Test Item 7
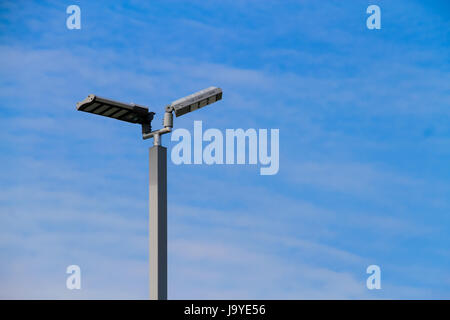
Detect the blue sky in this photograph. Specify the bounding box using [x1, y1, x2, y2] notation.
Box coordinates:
[0, 0, 449, 299]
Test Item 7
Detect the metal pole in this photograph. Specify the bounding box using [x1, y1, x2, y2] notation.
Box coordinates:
[149, 145, 167, 300]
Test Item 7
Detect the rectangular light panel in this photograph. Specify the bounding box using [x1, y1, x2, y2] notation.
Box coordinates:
[76, 94, 153, 125]
[170, 87, 222, 117]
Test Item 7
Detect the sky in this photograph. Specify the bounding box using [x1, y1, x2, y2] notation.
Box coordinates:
[0, 0, 449, 299]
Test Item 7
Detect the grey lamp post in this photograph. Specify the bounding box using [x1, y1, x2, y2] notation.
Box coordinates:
[76, 87, 223, 300]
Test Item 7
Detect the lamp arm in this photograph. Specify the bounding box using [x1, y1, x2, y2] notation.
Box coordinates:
[142, 108, 173, 145]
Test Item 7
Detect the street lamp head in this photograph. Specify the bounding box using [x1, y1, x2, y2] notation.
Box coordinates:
[166, 87, 222, 117]
[76, 94, 155, 125]
[76, 87, 223, 144]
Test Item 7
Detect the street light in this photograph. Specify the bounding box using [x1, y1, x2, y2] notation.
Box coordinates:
[76, 87, 223, 300]
[76, 94, 155, 134]
[169, 86, 223, 117]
